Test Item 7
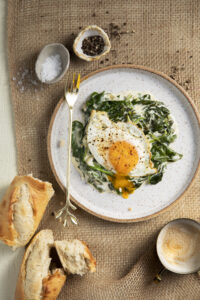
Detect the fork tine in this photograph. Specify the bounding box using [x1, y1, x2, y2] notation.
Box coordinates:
[69, 73, 75, 92]
[73, 73, 76, 90]
[65, 73, 81, 94]
[66, 79, 71, 94]
[76, 73, 81, 91]
[66, 74, 72, 93]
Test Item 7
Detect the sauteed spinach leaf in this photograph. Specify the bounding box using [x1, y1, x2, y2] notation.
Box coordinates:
[72, 92, 183, 195]
[72, 121, 85, 160]
[72, 121, 112, 192]
[84, 91, 137, 123]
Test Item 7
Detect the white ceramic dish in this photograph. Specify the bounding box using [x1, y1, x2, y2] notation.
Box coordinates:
[48, 65, 200, 222]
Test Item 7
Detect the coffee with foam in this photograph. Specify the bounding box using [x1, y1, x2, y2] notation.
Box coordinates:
[157, 219, 200, 274]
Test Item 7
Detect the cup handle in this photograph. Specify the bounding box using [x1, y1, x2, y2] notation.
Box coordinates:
[153, 267, 166, 283]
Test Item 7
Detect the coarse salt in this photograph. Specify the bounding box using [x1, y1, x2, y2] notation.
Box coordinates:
[12, 68, 42, 94]
[40, 54, 62, 83]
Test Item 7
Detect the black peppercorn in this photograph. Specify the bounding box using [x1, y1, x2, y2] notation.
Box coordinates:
[82, 35, 105, 56]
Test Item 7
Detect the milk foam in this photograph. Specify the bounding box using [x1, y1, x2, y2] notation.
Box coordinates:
[157, 219, 200, 274]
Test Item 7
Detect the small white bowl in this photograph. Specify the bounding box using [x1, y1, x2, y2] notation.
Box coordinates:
[156, 218, 200, 275]
[35, 43, 70, 84]
[73, 25, 111, 62]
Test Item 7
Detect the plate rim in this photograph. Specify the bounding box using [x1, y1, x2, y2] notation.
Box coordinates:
[47, 64, 200, 223]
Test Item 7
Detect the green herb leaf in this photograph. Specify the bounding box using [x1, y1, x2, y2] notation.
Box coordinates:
[89, 163, 114, 176]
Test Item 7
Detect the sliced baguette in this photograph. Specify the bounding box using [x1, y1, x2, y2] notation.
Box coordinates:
[0, 175, 54, 248]
[15, 232, 96, 299]
[15, 230, 66, 300]
[55, 239, 96, 275]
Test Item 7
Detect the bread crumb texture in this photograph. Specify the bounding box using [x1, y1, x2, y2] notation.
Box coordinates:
[55, 239, 96, 275]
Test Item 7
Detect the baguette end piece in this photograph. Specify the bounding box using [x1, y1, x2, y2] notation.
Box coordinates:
[0, 175, 54, 248]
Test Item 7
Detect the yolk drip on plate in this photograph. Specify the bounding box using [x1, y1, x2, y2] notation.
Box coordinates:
[108, 141, 139, 198]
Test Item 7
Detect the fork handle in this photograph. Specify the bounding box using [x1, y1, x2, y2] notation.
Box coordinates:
[66, 107, 73, 207]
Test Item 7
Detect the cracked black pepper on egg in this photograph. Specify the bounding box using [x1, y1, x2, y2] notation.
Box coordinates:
[82, 35, 105, 56]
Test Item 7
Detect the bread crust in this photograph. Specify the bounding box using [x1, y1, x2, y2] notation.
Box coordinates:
[82, 241, 96, 273]
[15, 232, 96, 299]
[0, 175, 54, 247]
[15, 230, 50, 300]
[42, 269, 66, 300]
[15, 230, 67, 300]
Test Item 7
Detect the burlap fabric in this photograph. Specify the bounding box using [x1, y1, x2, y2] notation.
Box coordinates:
[7, 0, 200, 299]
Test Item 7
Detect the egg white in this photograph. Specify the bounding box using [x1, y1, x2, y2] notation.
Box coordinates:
[86, 110, 157, 177]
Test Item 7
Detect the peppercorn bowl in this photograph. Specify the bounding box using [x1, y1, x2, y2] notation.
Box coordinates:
[73, 25, 111, 62]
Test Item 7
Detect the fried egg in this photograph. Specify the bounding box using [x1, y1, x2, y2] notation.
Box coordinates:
[86, 111, 157, 198]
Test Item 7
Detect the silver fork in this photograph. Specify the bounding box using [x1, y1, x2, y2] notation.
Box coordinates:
[55, 73, 81, 227]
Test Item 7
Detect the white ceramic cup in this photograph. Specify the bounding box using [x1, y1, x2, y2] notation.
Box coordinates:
[154, 218, 200, 282]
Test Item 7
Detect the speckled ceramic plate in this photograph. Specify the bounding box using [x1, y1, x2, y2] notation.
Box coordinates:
[48, 65, 200, 222]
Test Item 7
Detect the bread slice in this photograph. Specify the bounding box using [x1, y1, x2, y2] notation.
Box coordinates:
[55, 239, 96, 275]
[0, 175, 54, 248]
[15, 230, 66, 300]
[15, 230, 96, 299]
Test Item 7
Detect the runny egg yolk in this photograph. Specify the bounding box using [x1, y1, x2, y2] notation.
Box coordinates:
[108, 141, 139, 199]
